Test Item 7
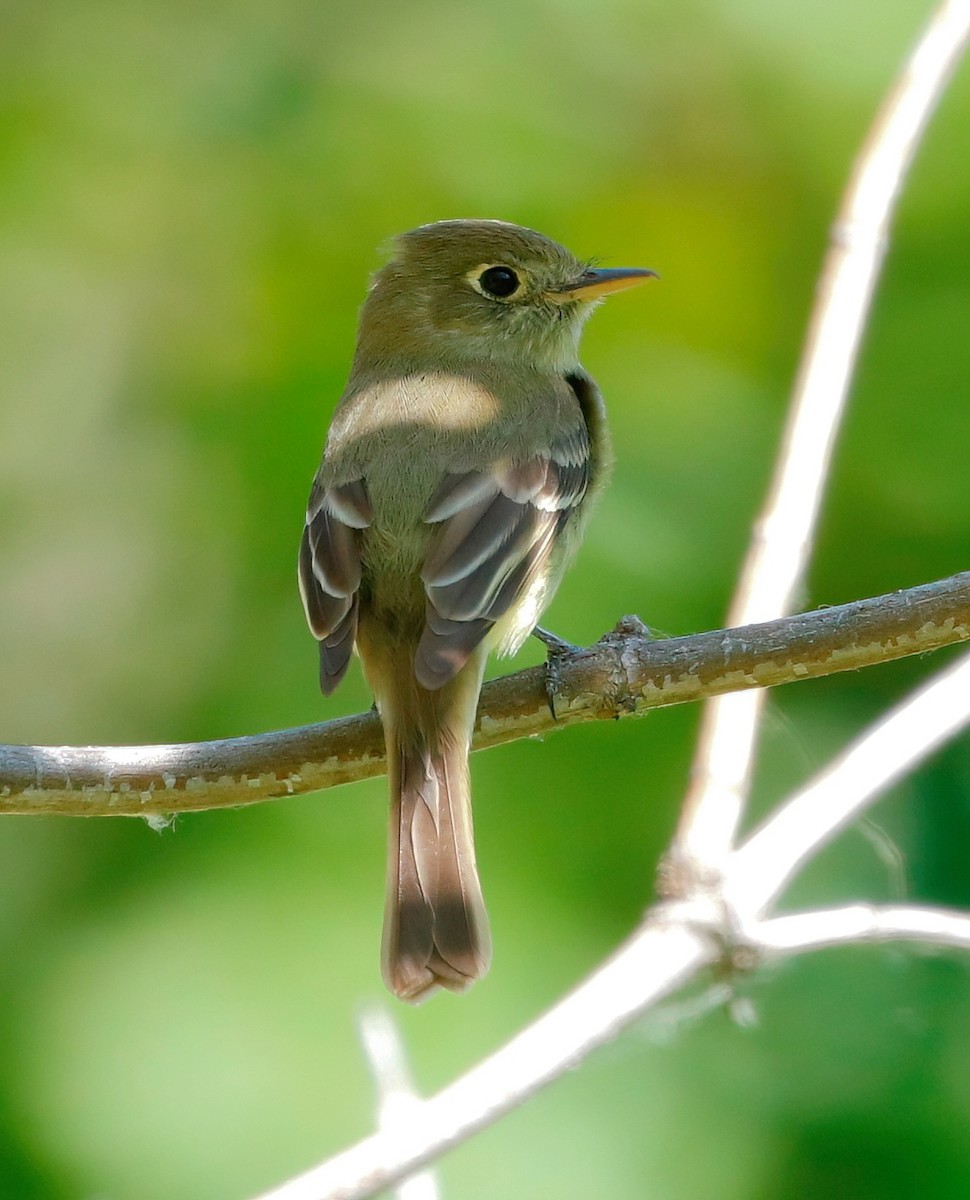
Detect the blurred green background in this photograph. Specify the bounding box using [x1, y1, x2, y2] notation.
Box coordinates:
[1, 0, 969, 1196]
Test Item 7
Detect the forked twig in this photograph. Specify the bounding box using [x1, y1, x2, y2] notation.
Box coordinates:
[672, 0, 970, 876]
[252, 647, 970, 1200]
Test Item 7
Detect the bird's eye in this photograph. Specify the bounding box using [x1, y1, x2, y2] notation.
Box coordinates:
[478, 266, 520, 298]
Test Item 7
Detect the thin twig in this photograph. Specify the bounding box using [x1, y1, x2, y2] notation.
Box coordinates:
[2, 571, 968, 816]
[726, 647, 970, 918]
[673, 0, 970, 875]
[358, 1009, 439, 1200]
[753, 904, 970, 953]
[252, 923, 710, 1200]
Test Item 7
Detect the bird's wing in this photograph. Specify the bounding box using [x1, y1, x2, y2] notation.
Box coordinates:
[416, 426, 590, 689]
[298, 478, 372, 695]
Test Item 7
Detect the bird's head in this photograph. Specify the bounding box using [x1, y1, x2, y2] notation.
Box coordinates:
[352, 219, 655, 375]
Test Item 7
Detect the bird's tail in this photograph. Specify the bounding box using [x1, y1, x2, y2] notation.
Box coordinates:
[360, 630, 491, 1003]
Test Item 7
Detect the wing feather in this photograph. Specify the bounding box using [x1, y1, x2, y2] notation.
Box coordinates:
[415, 436, 590, 690]
[298, 480, 371, 696]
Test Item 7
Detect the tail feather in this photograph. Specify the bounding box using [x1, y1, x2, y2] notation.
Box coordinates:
[360, 624, 491, 1003]
[382, 734, 490, 1001]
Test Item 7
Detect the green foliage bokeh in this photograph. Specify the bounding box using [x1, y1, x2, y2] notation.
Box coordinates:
[1, 1, 969, 1196]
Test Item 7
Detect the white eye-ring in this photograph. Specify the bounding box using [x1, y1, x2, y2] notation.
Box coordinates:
[468, 263, 522, 300]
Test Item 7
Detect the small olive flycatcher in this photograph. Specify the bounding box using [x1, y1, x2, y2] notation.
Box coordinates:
[299, 220, 653, 1001]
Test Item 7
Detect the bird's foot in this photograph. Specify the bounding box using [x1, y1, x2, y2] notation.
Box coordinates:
[532, 625, 582, 721]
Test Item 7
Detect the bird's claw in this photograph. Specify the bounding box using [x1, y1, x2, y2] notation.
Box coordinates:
[532, 626, 581, 720]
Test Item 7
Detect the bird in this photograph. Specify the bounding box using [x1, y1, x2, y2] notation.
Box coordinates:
[298, 219, 653, 1001]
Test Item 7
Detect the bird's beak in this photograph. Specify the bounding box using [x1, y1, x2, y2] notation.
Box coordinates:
[547, 266, 658, 303]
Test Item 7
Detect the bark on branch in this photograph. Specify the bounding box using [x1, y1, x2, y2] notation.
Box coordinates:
[1, 570, 967, 817]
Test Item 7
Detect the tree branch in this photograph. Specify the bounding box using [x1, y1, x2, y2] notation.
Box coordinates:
[1, 571, 967, 817]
